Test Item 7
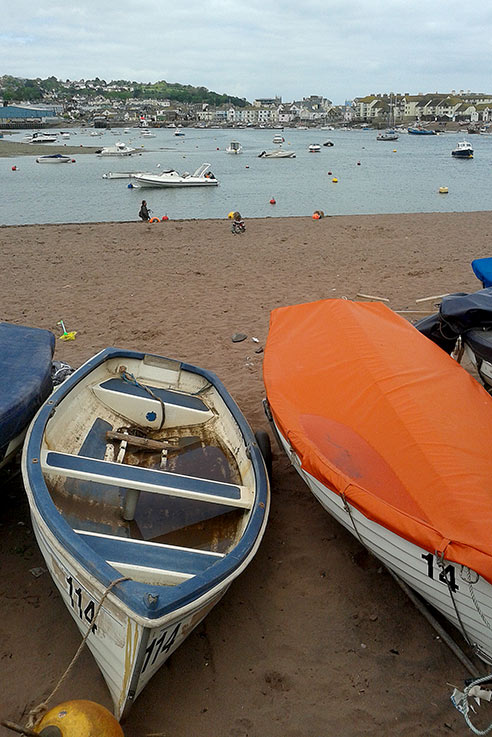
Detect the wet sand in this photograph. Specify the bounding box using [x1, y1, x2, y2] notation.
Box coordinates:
[0, 140, 100, 157]
[1, 212, 491, 737]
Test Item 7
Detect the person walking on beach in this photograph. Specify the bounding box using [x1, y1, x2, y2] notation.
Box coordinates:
[139, 200, 150, 221]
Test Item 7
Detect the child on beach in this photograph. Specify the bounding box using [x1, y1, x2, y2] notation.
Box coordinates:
[231, 211, 245, 234]
[139, 200, 150, 221]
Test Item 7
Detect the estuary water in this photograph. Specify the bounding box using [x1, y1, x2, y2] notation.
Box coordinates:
[1, 126, 491, 225]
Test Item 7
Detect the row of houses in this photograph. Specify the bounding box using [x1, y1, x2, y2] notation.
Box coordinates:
[3, 91, 492, 127]
[353, 92, 492, 123]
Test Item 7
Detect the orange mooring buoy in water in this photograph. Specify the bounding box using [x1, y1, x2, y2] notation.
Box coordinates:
[35, 700, 124, 737]
[270, 197, 276, 204]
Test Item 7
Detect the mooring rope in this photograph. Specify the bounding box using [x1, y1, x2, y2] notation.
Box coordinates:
[24, 575, 130, 730]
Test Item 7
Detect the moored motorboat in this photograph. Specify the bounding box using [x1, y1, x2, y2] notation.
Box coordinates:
[323, 140, 334, 147]
[22, 346, 270, 719]
[452, 140, 474, 158]
[263, 298, 492, 666]
[308, 143, 321, 152]
[36, 153, 73, 164]
[132, 163, 218, 187]
[97, 142, 138, 157]
[408, 127, 436, 135]
[258, 148, 296, 158]
[377, 129, 399, 141]
[272, 135, 285, 144]
[26, 131, 58, 144]
[0, 323, 55, 469]
[225, 141, 243, 154]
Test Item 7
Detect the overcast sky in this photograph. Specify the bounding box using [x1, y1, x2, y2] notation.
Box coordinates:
[1, 0, 491, 104]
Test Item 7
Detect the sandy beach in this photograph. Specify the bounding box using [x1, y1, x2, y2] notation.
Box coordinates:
[1, 212, 492, 737]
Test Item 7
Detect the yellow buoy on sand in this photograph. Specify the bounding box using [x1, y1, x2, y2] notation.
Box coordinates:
[35, 700, 124, 737]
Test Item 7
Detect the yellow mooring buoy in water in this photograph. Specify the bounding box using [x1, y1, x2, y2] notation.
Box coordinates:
[439, 186, 449, 194]
[35, 700, 124, 737]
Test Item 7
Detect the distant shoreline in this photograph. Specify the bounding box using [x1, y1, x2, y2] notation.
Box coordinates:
[0, 140, 101, 157]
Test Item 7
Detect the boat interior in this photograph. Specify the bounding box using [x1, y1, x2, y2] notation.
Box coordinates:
[40, 354, 256, 587]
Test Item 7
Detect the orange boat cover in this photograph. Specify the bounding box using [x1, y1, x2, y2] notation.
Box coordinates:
[263, 299, 492, 583]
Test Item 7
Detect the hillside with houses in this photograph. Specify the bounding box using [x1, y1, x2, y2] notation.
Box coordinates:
[1, 76, 492, 128]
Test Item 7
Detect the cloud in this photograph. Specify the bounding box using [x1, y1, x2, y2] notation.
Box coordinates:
[0, 0, 491, 102]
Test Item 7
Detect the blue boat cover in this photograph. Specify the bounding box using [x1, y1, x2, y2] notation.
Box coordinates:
[472, 258, 492, 287]
[0, 323, 55, 451]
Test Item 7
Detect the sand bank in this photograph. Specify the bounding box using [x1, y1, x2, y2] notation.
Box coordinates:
[1, 212, 492, 737]
[0, 140, 101, 157]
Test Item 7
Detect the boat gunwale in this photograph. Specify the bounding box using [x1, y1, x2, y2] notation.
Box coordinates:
[23, 346, 269, 620]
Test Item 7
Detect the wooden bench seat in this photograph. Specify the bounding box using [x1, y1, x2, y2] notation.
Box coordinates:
[42, 450, 251, 509]
[75, 529, 224, 580]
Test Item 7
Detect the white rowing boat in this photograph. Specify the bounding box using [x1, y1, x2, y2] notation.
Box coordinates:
[22, 347, 270, 719]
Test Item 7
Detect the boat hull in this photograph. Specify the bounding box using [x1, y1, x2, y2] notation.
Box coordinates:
[271, 417, 492, 663]
[27, 503, 231, 720]
[452, 151, 473, 158]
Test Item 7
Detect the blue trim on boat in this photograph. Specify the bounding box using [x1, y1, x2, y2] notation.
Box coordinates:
[99, 378, 209, 412]
[45, 451, 242, 500]
[25, 347, 269, 620]
[77, 531, 222, 575]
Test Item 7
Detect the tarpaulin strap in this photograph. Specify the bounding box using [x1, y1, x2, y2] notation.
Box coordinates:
[435, 543, 472, 647]
[341, 490, 365, 547]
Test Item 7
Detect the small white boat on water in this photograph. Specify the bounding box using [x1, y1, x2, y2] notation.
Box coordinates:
[133, 163, 218, 188]
[141, 130, 156, 138]
[90, 130, 103, 137]
[258, 148, 296, 159]
[225, 141, 243, 154]
[36, 153, 73, 164]
[272, 135, 285, 144]
[25, 131, 58, 144]
[22, 346, 270, 719]
[263, 298, 492, 669]
[97, 142, 138, 157]
[308, 143, 321, 152]
[60, 132, 71, 139]
[452, 140, 474, 158]
[174, 130, 185, 136]
[377, 129, 399, 141]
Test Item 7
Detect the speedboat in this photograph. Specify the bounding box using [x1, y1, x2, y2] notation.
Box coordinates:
[97, 142, 138, 157]
[452, 140, 473, 158]
[225, 141, 243, 154]
[36, 154, 73, 164]
[22, 346, 270, 718]
[323, 141, 334, 147]
[258, 148, 296, 159]
[0, 323, 55, 470]
[263, 297, 492, 666]
[308, 143, 321, 152]
[377, 129, 399, 141]
[60, 132, 71, 139]
[141, 130, 156, 138]
[90, 130, 103, 137]
[174, 130, 185, 136]
[26, 132, 58, 144]
[132, 163, 218, 187]
[272, 135, 285, 144]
